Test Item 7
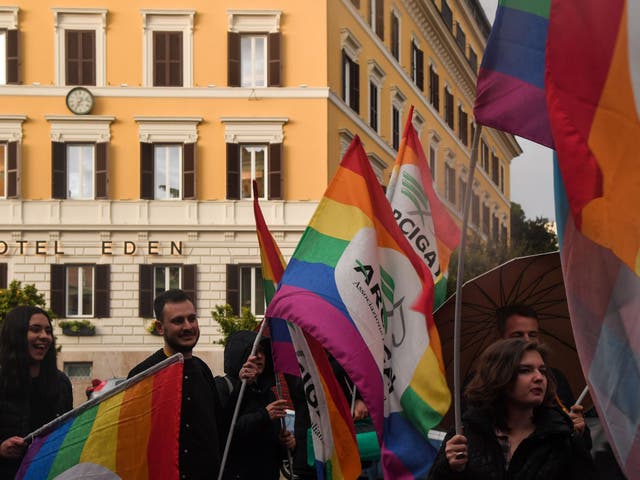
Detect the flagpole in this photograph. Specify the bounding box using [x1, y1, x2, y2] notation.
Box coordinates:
[218, 319, 268, 480]
[453, 124, 482, 434]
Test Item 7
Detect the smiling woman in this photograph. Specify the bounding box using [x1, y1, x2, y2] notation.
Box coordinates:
[0, 306, 73, 478]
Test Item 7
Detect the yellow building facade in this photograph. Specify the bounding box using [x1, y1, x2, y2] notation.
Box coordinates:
[0, 0, 519, 404]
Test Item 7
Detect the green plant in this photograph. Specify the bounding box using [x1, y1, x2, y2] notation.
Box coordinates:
[0, 280, 53, 330]
[211, 304, 258, 345]
[145, 320, 162, 335]
[58, 319, 96, 334]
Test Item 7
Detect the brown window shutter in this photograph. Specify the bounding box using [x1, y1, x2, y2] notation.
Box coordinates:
[153, 31, 165, 86]
[182, 264, 197, 308]
[50, 264, 66, 318]
[183, 143, 196, 199]
[226, 143, 240, 200]
[376, 0, 385, 40]
[6, 30, 19, 84]
[140, 142, 154, 200]
[352, 61, 360, 113]
[0, 263, 7, 289]
[226, 264, 240, 314]
[341, 51, 347, 100]
[65, 31, 97, 85]
[94, 264, 110, 318]
[416, 48, 424, 91]
[6, 141, 18, 198]
[268, 32, 282, 87]
[169, 32, 183, 87]
[268, 143, 283, 200]
[227, 32, 241, 87]
[139, 264, 154, 318]
[95, 142, 108, 199]
[52, 142, 67, 199]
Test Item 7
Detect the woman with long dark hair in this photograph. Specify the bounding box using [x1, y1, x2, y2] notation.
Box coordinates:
[429, 338, 595, 480]
[0, 306, 72, 478]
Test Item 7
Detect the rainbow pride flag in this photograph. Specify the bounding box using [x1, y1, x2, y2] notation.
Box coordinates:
[253, 182, 361, 479]
[387, 106, 461, 309]
[266, 136, 448, 479]
[17, 355, 182, 480]
[474, 0, 553, 147]
[546, 1, 640, 477]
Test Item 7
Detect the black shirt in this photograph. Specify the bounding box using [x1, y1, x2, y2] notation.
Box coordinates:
[128, 350, 223, 480]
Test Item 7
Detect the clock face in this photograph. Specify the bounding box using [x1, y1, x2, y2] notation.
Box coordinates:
[66, 87, 94, 115]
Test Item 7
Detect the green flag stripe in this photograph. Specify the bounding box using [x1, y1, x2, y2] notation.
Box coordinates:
[400, 386, 443, 437]
[293, 227, 348, 268]
[48, 407, 98, 478]
[499, 0, 550, 18]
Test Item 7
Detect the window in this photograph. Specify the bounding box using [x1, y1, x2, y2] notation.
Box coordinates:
[135, 116, 201, 200]
[390, 11, 400, 61]
[222, 117, 286, 200]
[482, 203, 490, 236]
[226, 264, 265, 316]
[153, 31, 183, 87]
[411, 40, 424, 90]
[458, 105, 468, 146]
[0, 263, 6, 289]
[339, 129, 354, 161]
[492, 153, 500, 185]
[469, 47, 478, 73]
[139, 264, 196, 318]
[391, 88, 406, 151]
[50, 264, 110, 319]
[444, 88, 454, 129]
[53, 9, 106, 86]
[369, 0, 384, 40]
[342, 51, 360, 113]
[441, 0, 453, 30]
[500, 164, 505, 193]
[64, 362, 92, 378]
[0, 7, 19, 84]
[0, 116, 24, 198]
[368, 61, 384, 133]
[471, 193, 480, 227]
[458, 177, 466, 211]
[142, 10, 194, 88]
[227, 11, 282, 88]
[429, 144, 437, 182]
[455, 22, 466, 53]
[502, 223, 508, 246]
[429, 64, 440, 111]
[481, 140, 489, 172]
[65, 30, 96, 85]
[445, 163, 456, 204]
[492, 214, 500, 243]
[47, 116, 113, 200]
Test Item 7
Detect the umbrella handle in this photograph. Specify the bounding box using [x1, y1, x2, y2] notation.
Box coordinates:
[575, 385, 589, 406]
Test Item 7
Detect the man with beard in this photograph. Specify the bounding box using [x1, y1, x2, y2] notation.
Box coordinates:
[128, 289, 258, 480]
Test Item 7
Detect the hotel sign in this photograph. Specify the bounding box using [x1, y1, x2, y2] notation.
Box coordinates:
[0, 240, 185, 256]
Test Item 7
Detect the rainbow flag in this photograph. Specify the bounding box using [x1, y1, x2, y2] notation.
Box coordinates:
[17, 355, 182, 480]
[546, 1, 640, 477]
[266, 136, 449, 479]
[387, 106, 461, 309]
[474, 0, 554, 147]
[253, 182, 361, 479]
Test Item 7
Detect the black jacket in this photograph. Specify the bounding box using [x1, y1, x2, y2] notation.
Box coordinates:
[0, 370, 72, 478]
[222, 331, 284, 480]
[428, 406, 595, 480]
[128, 350, 223, 480]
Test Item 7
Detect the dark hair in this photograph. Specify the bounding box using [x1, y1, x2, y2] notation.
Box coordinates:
[465, 338, 556, 430]
[153, 289, 193, 322]
[495, 304, 539, 336]
[0, 306, 58, 399]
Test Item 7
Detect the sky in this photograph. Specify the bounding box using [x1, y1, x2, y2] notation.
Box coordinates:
[477, 0, 556, 221]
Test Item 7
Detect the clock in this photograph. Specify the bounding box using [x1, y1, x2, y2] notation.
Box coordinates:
[65, 87, 94, 115]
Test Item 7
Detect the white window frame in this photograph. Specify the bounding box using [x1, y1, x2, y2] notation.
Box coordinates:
[66, 265, 94, 318]
[0, 115, 25, 198]
[0, 8, 18, 84]
[412, 110, 425, 138]
[240, 144, 268, 200]
[390, 87, 406, 150]
[153, 144, 183, 200]
[367, 152, 387, 184]
[52, 8, 106, 87]
[66, 143, 95, 200]
[45, 115, 114, 143]
[141, 10, 194, 88]
[368, 60, 385, 134]
[339, 128, 354, 161]
[0, 143, 6, 198]
[370, 0, 381, 34]
[428, 130, 441, 187]
[240, 34, 268, 88]
[239, 264, 265, 317]
[155, 265, 182, 294]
